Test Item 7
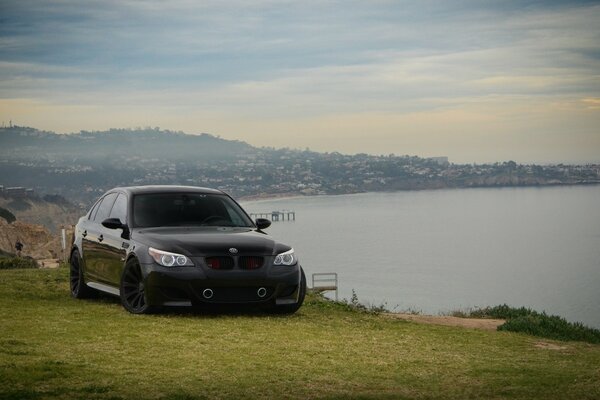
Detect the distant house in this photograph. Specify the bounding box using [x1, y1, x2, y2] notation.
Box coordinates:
[6, 187, 26, 197]
[3, 187, 35, 198]
[429, 157, 450, 166]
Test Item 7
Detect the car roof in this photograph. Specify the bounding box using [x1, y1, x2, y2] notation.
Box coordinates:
[109, 185, 225, 196]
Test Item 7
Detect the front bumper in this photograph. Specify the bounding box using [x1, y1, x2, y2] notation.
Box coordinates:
[141, 259, 302, 307]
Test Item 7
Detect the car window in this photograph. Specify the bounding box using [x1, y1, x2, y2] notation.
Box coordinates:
[109, 193, 128, 223]
[224, 202, 247, 226]
[133, 193, 253, 228]
[87, 198, 102, 220]
[93, 193, 118, 223]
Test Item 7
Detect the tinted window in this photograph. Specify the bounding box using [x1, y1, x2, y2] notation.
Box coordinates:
[224, 202, 247, 226]
[88, 199, 102, 220]
[93, 193, 118, 223]
[109, 194, 128, 223]
[133, 193, 253, 228]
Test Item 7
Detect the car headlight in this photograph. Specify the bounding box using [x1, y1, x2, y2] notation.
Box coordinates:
[148, 247, 193, 267]
[274, 248, 297, 266]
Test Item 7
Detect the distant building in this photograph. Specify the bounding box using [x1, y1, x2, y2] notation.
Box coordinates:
[429, 156, 450, 166]
[6, 187, 27, 197]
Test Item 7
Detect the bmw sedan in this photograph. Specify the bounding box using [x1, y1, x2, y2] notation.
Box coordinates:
[70, 185, 306, 314]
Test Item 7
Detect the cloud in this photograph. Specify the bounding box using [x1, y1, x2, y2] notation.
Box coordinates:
[582, 97, 600, 109]
[0, 0, 599, 162]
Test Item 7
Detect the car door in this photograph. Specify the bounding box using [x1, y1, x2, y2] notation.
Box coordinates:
[80, 198, 103, 281]
[103, 193, 130, 287]
[83, 192, 118, 284]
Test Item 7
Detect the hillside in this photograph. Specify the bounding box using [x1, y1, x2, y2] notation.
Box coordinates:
[1, 268, 599, 399]
[0, 193, 81, 231]
[0, 218, 66, 260]
[0, 126, 252, 163]
[1, 126, 599, 207]
[0, 194, 78, 261]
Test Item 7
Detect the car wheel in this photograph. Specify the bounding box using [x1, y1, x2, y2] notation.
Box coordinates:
[270, 268, 307, 314]
[120, 258, 154, 314]
[70, 250, 94, 299]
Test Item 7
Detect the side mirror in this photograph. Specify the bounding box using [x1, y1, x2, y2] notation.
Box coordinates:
[102, 218, 130, 239]
[255, 218, 271, 230]
[102, 218, 126, 230]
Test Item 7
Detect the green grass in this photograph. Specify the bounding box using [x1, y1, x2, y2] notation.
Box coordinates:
[1, 269, 599, 400]
[453, 304, 600, 344]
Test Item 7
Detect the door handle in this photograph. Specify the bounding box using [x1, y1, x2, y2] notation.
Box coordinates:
[82, 230, 87, 238]
[98, 234, 104, 242]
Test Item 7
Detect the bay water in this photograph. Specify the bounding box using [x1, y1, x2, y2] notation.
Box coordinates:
[243, 185, 600, 328]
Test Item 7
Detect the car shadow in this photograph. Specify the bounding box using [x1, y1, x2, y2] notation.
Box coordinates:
[74, 291, 291, 318]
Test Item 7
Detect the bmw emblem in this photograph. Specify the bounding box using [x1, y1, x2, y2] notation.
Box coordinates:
[229, 248, 238, 254]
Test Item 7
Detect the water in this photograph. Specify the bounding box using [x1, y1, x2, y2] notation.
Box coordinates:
[242, 185, 600, 328]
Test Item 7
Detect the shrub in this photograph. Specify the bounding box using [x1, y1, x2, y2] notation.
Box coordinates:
[455, 303, 600, 344]
[466, 304, 534, 319]
[345, 289, 387, 314]
[499, 313, 600, 344]
[0, 206, 16, 223]
[0, 257, 38, 269]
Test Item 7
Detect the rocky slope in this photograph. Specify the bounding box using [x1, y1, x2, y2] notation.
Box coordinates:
[0, 194, 81, 231]
[0, 218, 68, 260]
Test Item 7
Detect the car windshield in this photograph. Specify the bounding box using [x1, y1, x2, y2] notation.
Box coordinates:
[132, 193, 254, 228]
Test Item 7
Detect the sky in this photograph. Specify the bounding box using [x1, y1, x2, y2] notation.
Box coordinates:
[1, 0, 599, 164]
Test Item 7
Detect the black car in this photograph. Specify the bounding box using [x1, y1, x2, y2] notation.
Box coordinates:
[70, 185, 306, 314]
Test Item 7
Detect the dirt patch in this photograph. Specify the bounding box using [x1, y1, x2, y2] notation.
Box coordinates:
[385, 312, 505, 331]
[534, 341, 569, 351]
[38, 258, 60, 268]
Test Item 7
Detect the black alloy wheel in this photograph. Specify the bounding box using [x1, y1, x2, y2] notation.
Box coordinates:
[120, 258, 153, 314]
[70, 250, 93, 298]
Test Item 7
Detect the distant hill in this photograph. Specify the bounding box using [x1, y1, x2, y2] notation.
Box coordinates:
[0, 126, 252, 163]
[1, 125, 598, 213]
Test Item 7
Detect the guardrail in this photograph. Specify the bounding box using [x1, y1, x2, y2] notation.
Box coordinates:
[311, 272, 338, 301]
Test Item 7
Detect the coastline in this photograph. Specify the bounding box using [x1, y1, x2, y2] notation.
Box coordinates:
[238, 191, 306, 204]
[238, 182, 600, 205]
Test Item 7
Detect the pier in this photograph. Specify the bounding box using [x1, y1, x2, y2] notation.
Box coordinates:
[248, 210, 296, 222]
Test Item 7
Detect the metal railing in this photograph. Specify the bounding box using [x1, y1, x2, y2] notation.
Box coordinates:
[248, 210, 296, 221]
[311, 272, 338, 301]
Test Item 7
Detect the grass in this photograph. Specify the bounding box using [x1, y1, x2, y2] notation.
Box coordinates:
[0, 269, 599, 400]
[452, 305, 600, 344]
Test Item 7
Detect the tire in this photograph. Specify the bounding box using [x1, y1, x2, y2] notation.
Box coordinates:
[270, 267, 307, 314]
[120, 258, 154, 314]
[70, 250, 94, 299]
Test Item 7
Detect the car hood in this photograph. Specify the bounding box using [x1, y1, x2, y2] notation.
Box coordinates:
[132, 226, 286, 256]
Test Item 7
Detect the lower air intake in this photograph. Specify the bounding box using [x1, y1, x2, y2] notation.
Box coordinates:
[239, 256, 264, 270]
